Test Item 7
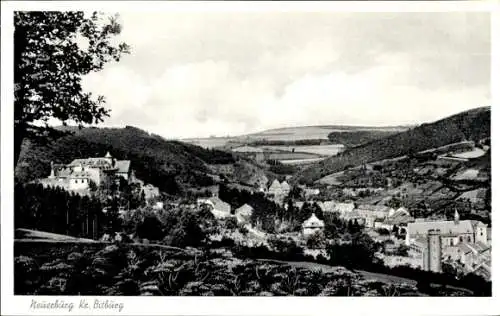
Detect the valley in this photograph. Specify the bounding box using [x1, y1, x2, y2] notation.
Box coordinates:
[14, 106, 492, 297]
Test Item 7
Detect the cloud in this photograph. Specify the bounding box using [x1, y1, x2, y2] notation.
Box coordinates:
[79, 11, 490, 138]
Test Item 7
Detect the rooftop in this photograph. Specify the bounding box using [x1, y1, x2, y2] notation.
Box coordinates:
[303, 213, 325, 228]
[115, 160, 131, 174]
[408, 220, 484, 236]
[235, 203, 253, 215]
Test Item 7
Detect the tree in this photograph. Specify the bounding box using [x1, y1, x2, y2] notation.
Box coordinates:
[136, 215, 164, 241]
[377, 228, 391, 236]
[225, 217, 238, 230]
[14, 11, 130, 166]
[306, 231, 326, 249]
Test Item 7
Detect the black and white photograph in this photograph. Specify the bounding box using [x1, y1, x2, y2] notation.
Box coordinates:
[1, 1, 499, 315]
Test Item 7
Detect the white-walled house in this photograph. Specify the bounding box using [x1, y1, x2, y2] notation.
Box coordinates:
[197, 196, 232, 219]
[235, 204, 254, 224]
[302, 214, 325, 236]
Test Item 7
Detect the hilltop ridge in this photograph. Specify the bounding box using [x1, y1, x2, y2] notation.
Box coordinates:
[294, 106, 491, 184]
[15, 126, 273, 194]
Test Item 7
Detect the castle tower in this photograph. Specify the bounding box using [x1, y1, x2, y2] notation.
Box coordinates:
[427, 229, 442, 273]
[454, 209, 460, 225]
[104, 151, 113, 166]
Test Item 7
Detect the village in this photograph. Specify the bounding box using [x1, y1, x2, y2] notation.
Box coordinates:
[7, 7, 494, 304]
[34, 150, 492, 282]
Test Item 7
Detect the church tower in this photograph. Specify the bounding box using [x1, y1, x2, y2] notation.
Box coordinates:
[454, 209, 460, 225]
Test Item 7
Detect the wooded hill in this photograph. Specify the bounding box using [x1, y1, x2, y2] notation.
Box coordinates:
[294, 107, 491, 184]
[15, 126, 259, 195]
[327, 130, 401, 148]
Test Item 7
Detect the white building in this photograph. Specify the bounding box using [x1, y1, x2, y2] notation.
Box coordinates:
[302, 214, 325, 236]
[197, 196, 232, 219]
[317, 201, 336, 213]
[39, 152, 132, 194]
[333, 202, 355, 216]
[142, 183, 160, 201]
[406, 210, 488, 247]
[235, 204, 254, 224]
[281, 181, 291, 196]
[268, 179, 283, 196]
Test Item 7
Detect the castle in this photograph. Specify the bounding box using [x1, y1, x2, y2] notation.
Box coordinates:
[38, 152, 132, 193]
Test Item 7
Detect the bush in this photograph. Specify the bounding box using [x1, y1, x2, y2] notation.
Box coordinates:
[225, 217, 238, 230]
[306, 231, 326, 249]
[377, 228, 390, 236]
[136, 215, 164, 241]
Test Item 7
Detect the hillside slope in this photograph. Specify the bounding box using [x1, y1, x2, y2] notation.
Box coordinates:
[294, 107, 490, 184]
[15, 126, 269, 194]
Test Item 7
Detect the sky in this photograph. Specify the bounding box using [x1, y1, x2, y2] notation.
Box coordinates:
[80, 11, 491, 139]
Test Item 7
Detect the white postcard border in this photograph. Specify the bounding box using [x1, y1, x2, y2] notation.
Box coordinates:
[1, 1, 499, 315]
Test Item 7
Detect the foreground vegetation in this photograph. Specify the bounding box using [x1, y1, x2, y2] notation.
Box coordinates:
[14, 241, 420, 296]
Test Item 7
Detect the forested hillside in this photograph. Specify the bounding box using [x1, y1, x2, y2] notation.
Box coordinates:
[295, 107, 490, 184]
[327, 130, 401, 147]
[15, 126, 238, 194]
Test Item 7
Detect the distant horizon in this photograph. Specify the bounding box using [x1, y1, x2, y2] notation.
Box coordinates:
[72, 11, 489, 139]
[47, 105, 490, 140]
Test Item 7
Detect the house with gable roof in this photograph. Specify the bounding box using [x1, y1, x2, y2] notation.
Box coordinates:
[280, 181, 291, 196]
[266, 179, 289, 205]
[235, 204, 254, 224]
[197, 196, 232, 219]
[268, 179, 283, 196]
[302, 213, 325, 236]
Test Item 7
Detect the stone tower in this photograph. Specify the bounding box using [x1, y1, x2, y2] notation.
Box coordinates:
[425, 229, 442, 273]
[104, 151, 113, 166]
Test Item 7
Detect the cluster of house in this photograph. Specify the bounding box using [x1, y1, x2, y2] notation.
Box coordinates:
[406, 210, 491, 279]
[283, 198, 491, 279]
[37, 152, 133, 193]
[195, 186, 326, 238]
[289, 200, 414, 233]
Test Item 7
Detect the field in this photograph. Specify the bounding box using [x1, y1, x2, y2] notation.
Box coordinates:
[181, 125, 409, 149]
[181, 137, 234, 149]
[246, 126, 339, 141]
[245, 126, 409, 142]
[452, 169, 480, 181]
[316, 171, 345, 185]
[261, 144, 345, 156]
[280, 158, 326, 165]
[452, 148, 486, 159]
